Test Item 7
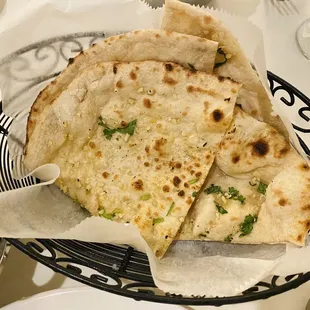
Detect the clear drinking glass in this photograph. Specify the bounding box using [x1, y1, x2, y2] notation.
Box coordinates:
[296, 18, 310, 60]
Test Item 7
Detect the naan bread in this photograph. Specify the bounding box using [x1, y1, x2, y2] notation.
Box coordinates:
[179, 109, 310, 246]
[216, 108, 298, 182]
[179, 164, 264, 241]
[26, 29, 218, 141]
[25, 61, 241, 257]
[161, 0, 287, 135]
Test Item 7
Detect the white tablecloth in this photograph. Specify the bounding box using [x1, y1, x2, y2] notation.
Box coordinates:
[251, 0, 310, 97]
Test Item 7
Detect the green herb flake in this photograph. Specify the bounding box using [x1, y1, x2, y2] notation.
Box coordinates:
[224, 234, 233, 242]
[98, 207, 122, 220]
[237, 195, 246, 205]
[228, 187, 239, 197]
[239, 214, 258, 237]
[98, 117, 137, 140]
[204, 184, 223, 195]
[192, 191, 198, 198]
[188, 178, 198, 185]
[215, 201, 228, 214]
[98, 208, 113, 220]
[102, 213, 114, 220]
[103, 128, 114, 140]
[257, 182, 268, 195]
[140, 193, 151, 201]
[228, 187, 246, 205]
[153, 217, 164, 225]
[205, 185, 245, 204]
[214, 48, 228, 69]
[98, 208, 105, 216]
[166, 202, 175, 216]
[113, 208, 123, 215]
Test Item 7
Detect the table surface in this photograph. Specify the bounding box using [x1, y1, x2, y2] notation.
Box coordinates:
[0, 0, 309, 309]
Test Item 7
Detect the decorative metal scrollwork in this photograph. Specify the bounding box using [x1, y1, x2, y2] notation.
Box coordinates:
[267, 71, 310, 155]
[6, 238, 310, 306]
[0, 32, 106, 106]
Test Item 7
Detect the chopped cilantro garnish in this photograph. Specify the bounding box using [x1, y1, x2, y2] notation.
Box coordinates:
[140, 194, 151, 201]
[215, 201, 228, 214]
[204, 184, 223, 194]
[237, 195, 246, 204]
[257, 182, 268, 195]
[166, 202, 175, 216]
[188, 178, 198, 184]
[98, 116, 137, 140]
[239, 214, 257, 237]
[224, 234, 233, 242]
[192, 191, 198, 198]
[228, 187, 239, 197]
[214, 48, 228, 69]
[153, 217, 164, 225]
[205, 185, 246, 204]
[228, 187, 246, 205]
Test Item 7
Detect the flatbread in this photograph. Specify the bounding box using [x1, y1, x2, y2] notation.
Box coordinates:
[26, 29, 218, 144]
[161, 0, 287, 136]
[216, 108, 298, 182]
[179, 109, 310, 246]
[24, 61, 241, 257]
[179, 162, 310, 246]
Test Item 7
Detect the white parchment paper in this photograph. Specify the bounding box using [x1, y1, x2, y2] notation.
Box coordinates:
[0, 0, 309, 297]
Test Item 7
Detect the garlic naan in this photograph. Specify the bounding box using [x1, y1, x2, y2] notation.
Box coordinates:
[25, 61, 241, 257]
[27, 29, 218, 141]
[179, 109, 310, 246]
[161, 0, 287, 136]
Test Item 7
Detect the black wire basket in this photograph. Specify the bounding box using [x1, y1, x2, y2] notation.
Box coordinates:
[0, 32, 310, 306]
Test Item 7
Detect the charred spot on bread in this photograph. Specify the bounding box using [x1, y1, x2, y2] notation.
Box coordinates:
[212, 109, 224, 122]
[165, 63, 174, 72]
[178, 190, 185, 197]
[278, 198, 289, 206]
[132, 179, 144, 190]
[299, 163, 309, 171]
[116, 80, 123, 88]
[163, 185, 170, 192]
[173, 176, 181, 187]
[232, 154, 240, 163]
[251, 139, 269, 157]
[163, 75, 178, 85]
[143, 98, 152, 108]
[113, 64, 118, 74]
[130, 70, 137, 80]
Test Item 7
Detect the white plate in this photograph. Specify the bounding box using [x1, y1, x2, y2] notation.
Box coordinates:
[2, 287, 183, 310]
